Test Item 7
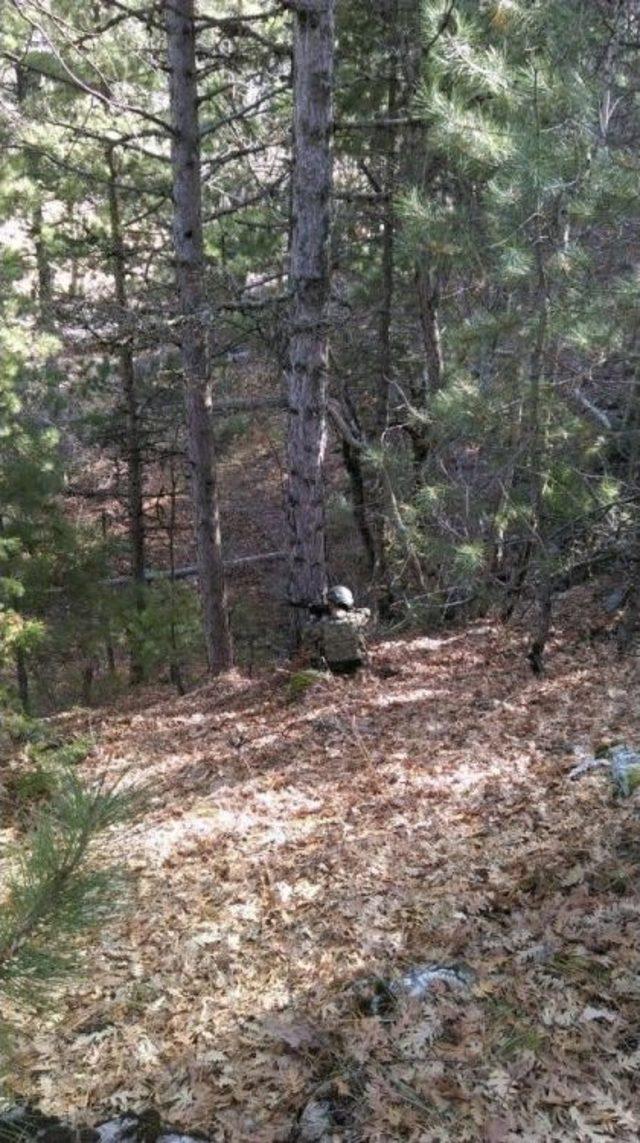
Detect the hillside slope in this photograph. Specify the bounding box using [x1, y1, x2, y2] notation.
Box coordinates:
[8, 589, 640, 1141]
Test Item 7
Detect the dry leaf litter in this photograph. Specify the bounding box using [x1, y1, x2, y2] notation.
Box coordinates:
[3, 586, 640, 1141]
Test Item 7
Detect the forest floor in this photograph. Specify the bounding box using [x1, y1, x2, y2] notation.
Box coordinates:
[6, 585, 640, 1141]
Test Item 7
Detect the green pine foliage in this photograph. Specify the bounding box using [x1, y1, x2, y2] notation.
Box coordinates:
[2, 0, 640, 669]
[379, 0, 640, 611]
[0, 772, 135, 1010]
[120, 580, 203, 682]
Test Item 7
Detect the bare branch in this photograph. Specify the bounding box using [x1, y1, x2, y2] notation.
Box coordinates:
[199, 84, 289, 139]
[105, 551, 287, 588]
[567, 388, 613, 430]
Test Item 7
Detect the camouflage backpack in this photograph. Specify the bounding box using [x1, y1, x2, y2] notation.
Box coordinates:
[318, 610, 368, 665]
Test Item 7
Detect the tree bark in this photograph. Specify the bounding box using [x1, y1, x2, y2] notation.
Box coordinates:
[18, 61, 53, 329]
[502, 242, 550, 622]
[100, 510, 117, 674]
[528, 574, 552, 675]
[404, 0, 444, 476]
[367, 16, 399, 614]
[415, 265, 443, 397]
[106, 147, 146, 685]
[32, 202, 53, 319]
[166, 0, 232, 674]
[167, 455, 185, 695]
[341, 437, 376, 575]
[15, 647, 30, 715]
[376, 37, 397, 438]
[285, 0, 334, 632]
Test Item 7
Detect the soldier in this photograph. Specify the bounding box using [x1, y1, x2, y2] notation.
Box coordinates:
[301, 585, 371, 674]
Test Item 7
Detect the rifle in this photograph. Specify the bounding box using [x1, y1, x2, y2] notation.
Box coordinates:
[288, 599, 330, 618]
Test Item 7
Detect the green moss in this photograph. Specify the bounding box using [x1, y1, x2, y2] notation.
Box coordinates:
[288, 669, 329, 698]
[548, 953, 611, 982]
[626, 766, 640, 794]
[496, 1024, 547, 1059]
[31, 736, 92, 768]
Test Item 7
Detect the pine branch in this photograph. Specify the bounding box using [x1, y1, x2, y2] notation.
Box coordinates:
[0, 776, 135, 1000]
[4, 4, 173, 136]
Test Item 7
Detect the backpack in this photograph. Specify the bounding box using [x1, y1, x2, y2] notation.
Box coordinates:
[319, 613, 367, 664]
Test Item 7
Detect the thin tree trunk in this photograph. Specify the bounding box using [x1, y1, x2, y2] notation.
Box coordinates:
[415, 265, 443, 397]
[18, 61, 52, 328]
[370, 4, 399, 613]
[503, 238, 550, 622]
[528, 246, 549, 528]
[106, 147, 146, 685]
[166, 0, 232, 674]
[15, 647, 30, 715]
[101, 510, 117, 674]
[328, 400, 425, 595]
[528, 575, 552, 675]
[81, 662, 94, 705]
[341, 438, 376, 574]
[167, 457, 185, 695]
[380, 464, 426, 592]
[407, 264, 444, 483]
[507, 242, 553, 635]
[509, 76, 551, 632]
[285, 0, 334, 634]
[398, 0, 444, 476]
[405, 259, 444, 483]
[32, 202, 52, 319]
[376, 40, 397, 437]
[617, 362, 640, 649]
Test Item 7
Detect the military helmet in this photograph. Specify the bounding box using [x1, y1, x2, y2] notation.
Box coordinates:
[327, 584, 355, 611]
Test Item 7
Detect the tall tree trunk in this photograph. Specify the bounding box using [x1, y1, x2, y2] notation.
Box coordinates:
[618, 363, 640, 649]
[106, 147, 146, 685]
[504, 242, 550, 623]
[405, 0, 444, 477]
[395, 0, 445, 478]
[376, 36, 397, 438]
[165, 0, 232, 674]
[370, 2, 399, 615]
[285, 0, 334, 633]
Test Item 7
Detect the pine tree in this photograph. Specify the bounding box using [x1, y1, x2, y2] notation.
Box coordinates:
[3, 0, 640, 674]
[285, 0, 335, 633]
[165, 0, 233, 675]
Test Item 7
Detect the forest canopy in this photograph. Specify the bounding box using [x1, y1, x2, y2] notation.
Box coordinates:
[1, 0, 640, 707]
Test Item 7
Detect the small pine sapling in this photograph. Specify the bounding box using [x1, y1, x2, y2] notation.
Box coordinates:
[0, 774, 136, 1039]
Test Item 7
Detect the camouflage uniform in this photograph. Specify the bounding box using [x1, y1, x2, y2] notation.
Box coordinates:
[302, 607, 370, 673]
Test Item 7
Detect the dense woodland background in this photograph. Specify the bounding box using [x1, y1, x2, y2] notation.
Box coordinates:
[2, 0, 640, 704]
[4, 5, 640, 1139]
